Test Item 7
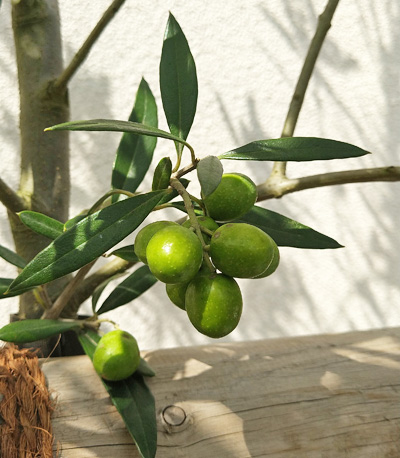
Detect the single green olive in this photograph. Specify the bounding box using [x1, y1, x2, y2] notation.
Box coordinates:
[134, 220, 178, 264]
[203, 173, 257, 222]
[93, 330, 140, 381]
[146, 225, 203, 284]
[253, 240, 280, 278]
[210, 223, 275, 278]
[185, 272, 243, 338]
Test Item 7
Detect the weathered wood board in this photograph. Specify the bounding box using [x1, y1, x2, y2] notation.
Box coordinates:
[42, 328, 400, 457]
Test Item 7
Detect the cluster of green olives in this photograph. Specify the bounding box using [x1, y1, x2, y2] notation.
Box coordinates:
[134, 173, 280, 339]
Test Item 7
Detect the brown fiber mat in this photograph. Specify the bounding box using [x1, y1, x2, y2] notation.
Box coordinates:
[0, 344, 55, 458]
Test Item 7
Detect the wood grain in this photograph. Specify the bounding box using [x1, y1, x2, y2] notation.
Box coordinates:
[42, 328, 400, 457]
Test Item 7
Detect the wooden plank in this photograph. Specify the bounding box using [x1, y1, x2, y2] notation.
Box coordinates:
[42, 328, 400, 457]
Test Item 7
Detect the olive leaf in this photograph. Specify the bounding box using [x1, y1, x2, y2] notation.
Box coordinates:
[197, 155, 223, 197]
[0, 244, 27, 269]
[19, 211, 64, 240]
[0, 319, 81, 343]
[6, 191, 166, 295]
[219, 137, 370, 161]
[160, 12, 198, 158]
[236, 205, 342, 249]
[112, 78, 158, 201]
[152, 157, 172, 190]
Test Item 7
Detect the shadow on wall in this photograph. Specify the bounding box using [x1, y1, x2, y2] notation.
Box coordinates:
[213, 1, 400, 337]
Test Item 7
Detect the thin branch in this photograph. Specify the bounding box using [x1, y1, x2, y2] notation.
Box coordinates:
[271, 0, 340, 179]
[0, 176, 26, 213]
[257, 166, 400, 201]
[42, 261, 96, 320]
[52, 0, 126, 92]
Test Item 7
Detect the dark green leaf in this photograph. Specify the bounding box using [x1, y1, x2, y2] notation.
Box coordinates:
[108, 245, 139, 263]
[0, 244, 27, 269]
[219, 137, 370, 162]
[0, 319, 81, 343]
[137, 358, 156, 378]
[152, 157, 172, 191]
[96, 265, 157, 315]
[45, 119, 192, 153]
[160, 12, 198, 158]
[64, 212, 88, 231]
[236, 205, 343, 249]
[18, 211, 64, 240]
[78, 331, 157, 458]
[0, 278, 33, 299]
[197, 156, 223, 197]
[7, 191, 166, 295]
[91, 273, 126, 313]
[112, 79, 158, 201]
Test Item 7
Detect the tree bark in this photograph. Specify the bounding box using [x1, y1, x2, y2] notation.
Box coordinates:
[11, 0, 70, 318]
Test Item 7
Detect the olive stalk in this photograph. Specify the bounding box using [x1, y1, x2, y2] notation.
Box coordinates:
[170, 178, 215, 272]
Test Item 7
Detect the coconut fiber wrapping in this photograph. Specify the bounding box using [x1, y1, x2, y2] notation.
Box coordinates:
[0, 344, 55, 458]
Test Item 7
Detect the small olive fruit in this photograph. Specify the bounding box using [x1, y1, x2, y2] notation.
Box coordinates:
[253, 240, 280, 279]
[185, 272, 243, 338]
[93, 330, 140, 381]
[203, 173, 257, 222]
[182, 216, 219, 243]
[166, 282, 189, 310]
[134, 220, 178, 264]
[146, 225, 203, 284]
[210, 223, 275, 278]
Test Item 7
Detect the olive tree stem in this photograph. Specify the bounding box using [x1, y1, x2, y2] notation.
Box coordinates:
[257, 166, 400, 201]
[52, 0, 126, 93]
[0, 177, 26, 213]
[271, 0, 340, 180]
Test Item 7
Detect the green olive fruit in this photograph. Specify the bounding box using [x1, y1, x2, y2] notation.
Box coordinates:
[134, 220, 178, 264]
[203, 173, 257, 222]
[210, 223, 275, 278]
[182, 216, 219, 244]
[166, 282, 189, 310]
[185, 273, 243, 338]
[253, 240, 280, 279]
[146, 225, 203, 284]
[93, 330, 140, 381]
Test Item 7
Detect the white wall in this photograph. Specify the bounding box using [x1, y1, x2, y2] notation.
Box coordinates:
[1, 0, 399, 350]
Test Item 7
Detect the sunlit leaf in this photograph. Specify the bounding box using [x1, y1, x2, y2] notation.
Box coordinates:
[219, 137, 370, 162]
[7, 191, 166, 294]
[0, 319, 81, 343]
[19, 211, 64, 240]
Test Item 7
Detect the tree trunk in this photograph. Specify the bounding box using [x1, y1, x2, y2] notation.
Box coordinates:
[10, 0, 70, 318]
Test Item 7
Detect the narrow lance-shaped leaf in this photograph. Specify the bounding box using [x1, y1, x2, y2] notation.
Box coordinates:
[112, 78, 158, 201]
[96, 265, 158, 315]
[78, 331, 157, 458]
[160, 12, 198, 158]
[0, 244, 27, 269]
[197, 155, 223, 197]
[0, 278, 33, 299]
[152, 157, 172, 191]
[6, 191, 166, 295]
[19, 211, 64, 240]
[219, 137, 371, 162]
[91, 273, 126, 313]
[236, 205, 343, 249]
[64, 211, 88, 231]
[45, 119, 193, 153]
[0, 319, 81, 343]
